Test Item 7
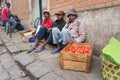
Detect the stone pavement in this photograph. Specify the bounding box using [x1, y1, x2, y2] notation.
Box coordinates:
[0, 27, 103, 80]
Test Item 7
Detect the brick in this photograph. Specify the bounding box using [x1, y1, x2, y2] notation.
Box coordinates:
[50, 0, 117, 14]
[39, 72, 64, 80]
[88, 0, 97, 5]
[15, 53, 34, 67]
[11, 0, 29, 19]
[106, 1, 113, 7]
[26, 62, 49, 80]
[95, 3, 106, 8]
[113, 0, 120, 6]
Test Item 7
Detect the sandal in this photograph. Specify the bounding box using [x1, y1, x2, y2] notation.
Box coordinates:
[51, 48, 60, 54]
[28, 45, 35, 53]
[34, 45, 45, 53]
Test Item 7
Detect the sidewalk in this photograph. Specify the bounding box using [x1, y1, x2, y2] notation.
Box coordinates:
[0, 27, 103, 80]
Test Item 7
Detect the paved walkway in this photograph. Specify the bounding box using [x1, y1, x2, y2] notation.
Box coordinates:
[0, 27, 103, 80]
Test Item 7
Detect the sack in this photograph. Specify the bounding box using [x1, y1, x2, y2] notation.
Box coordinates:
[28, 36, 36, 43]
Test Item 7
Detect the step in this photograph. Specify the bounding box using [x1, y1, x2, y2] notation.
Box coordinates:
[14, 52, 50, 80]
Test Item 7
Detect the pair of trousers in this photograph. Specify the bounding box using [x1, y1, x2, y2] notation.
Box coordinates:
[35, 26, 49, 40]
[2, 20, 7, 27]
[11, 21, 17, 32]
[52, 28, 72, 45]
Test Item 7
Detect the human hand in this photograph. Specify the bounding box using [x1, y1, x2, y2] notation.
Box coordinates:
[67, 40, 74, 44]
[47, 28, 52, 32]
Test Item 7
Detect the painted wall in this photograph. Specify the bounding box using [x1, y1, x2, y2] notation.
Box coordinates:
[32, 0, 40, 22]
[78, 6, 120, 56]
[31, 0, 49, 23]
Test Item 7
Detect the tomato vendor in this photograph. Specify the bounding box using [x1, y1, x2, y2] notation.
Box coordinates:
[52, 8, 86, 52]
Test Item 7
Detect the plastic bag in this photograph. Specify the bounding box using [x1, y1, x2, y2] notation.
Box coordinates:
[102, 37, 120, 65]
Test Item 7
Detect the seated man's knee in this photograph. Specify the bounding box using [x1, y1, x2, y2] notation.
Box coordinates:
[62, 29, 68, 34]
[52, 27, 59, 31]
[40, 26, 47, 29]
[39, 26, 48, 32]
[52, 27, 59, 33]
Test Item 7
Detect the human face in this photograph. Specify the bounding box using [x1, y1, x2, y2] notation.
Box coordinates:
[7, 5, 10, 8]
[56, 13, 64, 20]
[43, 13, 50, 20]
[68, 14, 77, 22]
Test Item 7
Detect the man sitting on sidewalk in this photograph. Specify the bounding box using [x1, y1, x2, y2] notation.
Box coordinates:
[51, 8, 86, 52]
[7, 14, 24, 32]
[34, 11, 66, 53]
[28, 10, 54, 53]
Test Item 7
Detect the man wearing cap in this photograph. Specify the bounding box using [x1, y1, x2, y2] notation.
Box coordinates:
[33, 11, 66, 53]
[28, 10, 54, 53]
[52, 9, 85, 52]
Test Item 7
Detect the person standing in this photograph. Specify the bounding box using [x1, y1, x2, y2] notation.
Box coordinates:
[1, 2, 10, 29]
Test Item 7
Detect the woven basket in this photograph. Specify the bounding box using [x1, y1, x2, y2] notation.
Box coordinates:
[102, 58, 120, 80]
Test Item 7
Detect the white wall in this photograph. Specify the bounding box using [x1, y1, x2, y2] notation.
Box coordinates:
[32, 0, 40, 21]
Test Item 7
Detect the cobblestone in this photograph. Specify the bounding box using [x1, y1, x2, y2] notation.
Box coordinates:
[0, 64, 10, 80]
[0, 27, 103, 80]
[39, 72, 64, 80]
[15, 52, 34, 68]
[26, 61, 49, 80]
[0, 53, 16, 69]
[6, 46, 20, 53]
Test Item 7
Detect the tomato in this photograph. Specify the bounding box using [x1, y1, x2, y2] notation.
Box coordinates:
[65, 44, 92, 54]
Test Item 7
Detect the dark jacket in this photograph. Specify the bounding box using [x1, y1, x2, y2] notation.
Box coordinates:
[52, 19, 66, 31]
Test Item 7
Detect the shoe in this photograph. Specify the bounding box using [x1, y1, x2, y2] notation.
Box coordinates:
[28, 45, 35, 53]
[51, 48, 60, 54]
[34, 45, 45, 53]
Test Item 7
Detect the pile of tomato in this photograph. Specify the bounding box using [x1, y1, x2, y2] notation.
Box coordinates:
[65, 45, 92, 54]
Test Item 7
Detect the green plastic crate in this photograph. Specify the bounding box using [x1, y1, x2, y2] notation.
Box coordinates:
[102, 58, 120, 80]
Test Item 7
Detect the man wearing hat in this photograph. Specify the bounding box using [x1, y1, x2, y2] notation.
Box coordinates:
[34, 11, 66, 53]
[28, 10, 54, 53]
[61, 8, 86, 48]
